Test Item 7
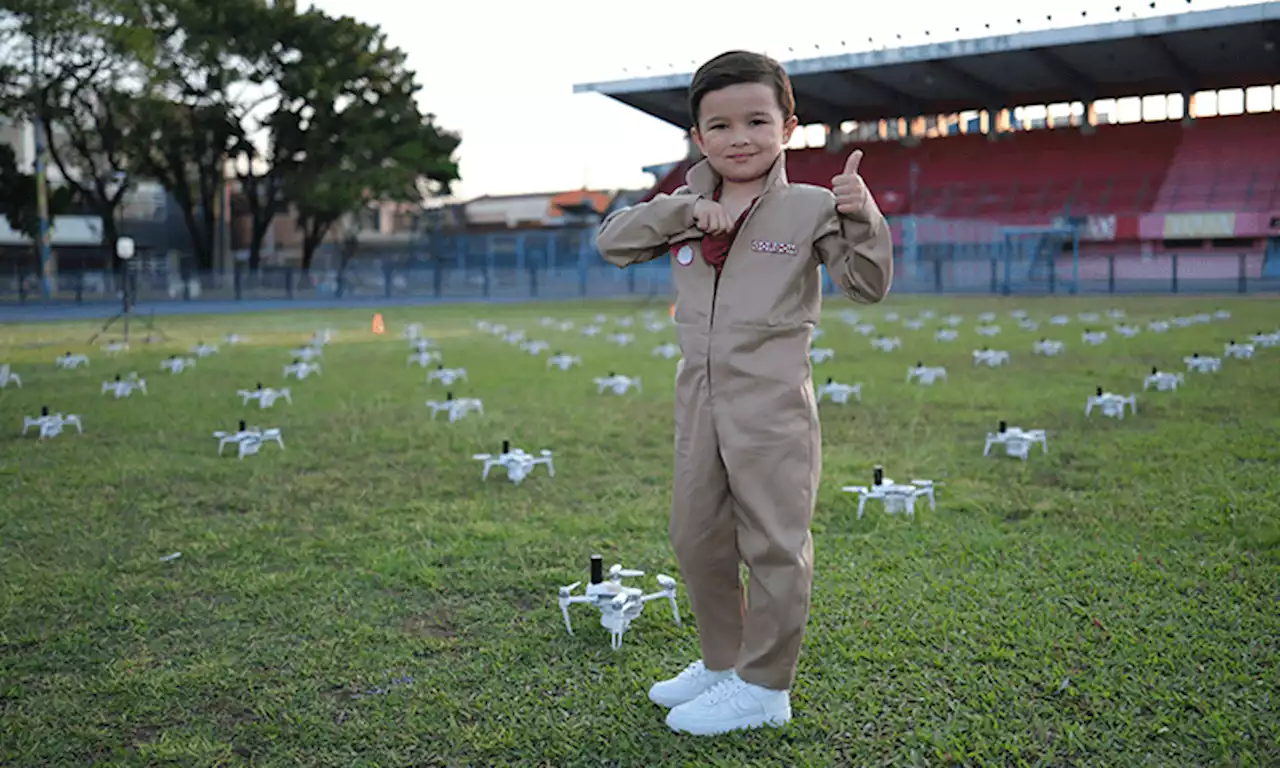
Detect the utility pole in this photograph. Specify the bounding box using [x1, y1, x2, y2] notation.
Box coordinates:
[32, 9, 54, 298]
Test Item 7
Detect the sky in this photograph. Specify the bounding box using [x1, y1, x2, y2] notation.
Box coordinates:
[308, 0, 1258, 201]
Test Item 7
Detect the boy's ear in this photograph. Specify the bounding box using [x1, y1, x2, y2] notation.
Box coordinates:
[781, 115, 799, 144]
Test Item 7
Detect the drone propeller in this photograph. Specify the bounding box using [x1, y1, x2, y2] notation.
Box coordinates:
[610, 563, 644, 579]
[558, 581, 580, 596]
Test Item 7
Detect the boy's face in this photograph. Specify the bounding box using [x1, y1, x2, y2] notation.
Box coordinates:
[691, 81, 797, 186]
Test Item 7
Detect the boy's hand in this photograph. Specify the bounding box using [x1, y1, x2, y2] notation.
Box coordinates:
[832, 149, 869, 216]
[693, 198, 733, 235]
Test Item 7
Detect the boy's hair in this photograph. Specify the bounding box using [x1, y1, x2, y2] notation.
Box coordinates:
[688, 51, 796, 128]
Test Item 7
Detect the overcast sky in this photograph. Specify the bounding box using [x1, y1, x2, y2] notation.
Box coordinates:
[307, 0, 1257, 200]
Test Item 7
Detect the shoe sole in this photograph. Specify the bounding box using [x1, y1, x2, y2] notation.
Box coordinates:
[648, 688, 707, 709]
[666, 709, 792, 736]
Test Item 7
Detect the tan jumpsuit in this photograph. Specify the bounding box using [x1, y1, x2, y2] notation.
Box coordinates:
[596, 153, 894, 691]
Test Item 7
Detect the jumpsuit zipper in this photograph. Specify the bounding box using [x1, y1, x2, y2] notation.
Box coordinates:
[705, 196, 765, 394]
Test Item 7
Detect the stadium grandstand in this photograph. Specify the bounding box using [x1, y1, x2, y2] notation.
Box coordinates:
[574, 2, 1280, 293]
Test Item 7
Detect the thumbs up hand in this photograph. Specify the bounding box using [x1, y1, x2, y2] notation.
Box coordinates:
[831, 149, 868, 216]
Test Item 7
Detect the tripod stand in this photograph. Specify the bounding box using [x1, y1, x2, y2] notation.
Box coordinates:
[86, 255, 167, 346]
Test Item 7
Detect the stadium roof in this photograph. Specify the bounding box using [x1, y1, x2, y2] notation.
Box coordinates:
[573, 2, 1280, 128]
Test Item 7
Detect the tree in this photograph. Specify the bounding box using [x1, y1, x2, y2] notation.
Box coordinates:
[281, 11, 459, 272]
[123, 0, 277, 270]
[0, 143, 76, 244]
[0, 0, 148, 268]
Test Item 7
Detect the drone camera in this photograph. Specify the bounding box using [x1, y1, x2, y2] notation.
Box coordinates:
[999, 420, 1007, 433]
[238, 419, 246, 431]
[501, 439, 510, 455]
[115, 374, 121, 381]
[590, 554, 604, 584]
[608, 371, 615, 377]
[293, 358, 299, 364]
[1152, 365, 1158, 374]
[1096, 386, 1103, 396]
[256, 382, 263, 389]
[41, 405, 49, 416]
[437, 363, 443, 370]
[1192, 352, 1199, 358]
[446, 391, 454, 401]
[873, 464, 884, 486]
[826, 377, 833, 384]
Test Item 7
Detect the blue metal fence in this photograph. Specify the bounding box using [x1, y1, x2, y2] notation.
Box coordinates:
[5, 221, 1278, 316]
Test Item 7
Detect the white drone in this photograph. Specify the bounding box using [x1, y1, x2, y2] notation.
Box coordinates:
[839, 310, 861, 326]
[1078, 312, 1101, 323]
[975, 325, 1001, 337]
[595, 372, 642, 395]
[1252, 330, 1280, 348]
[410, 337, 438, 352]
[871, 336, 901, 352]
[55, 352, 89, 369]
[644, 320, 669, 333]
[1224, 340, 1254, 359]
[473, 439, 555, 484]
[1143, 366, 1184, 392]
[427, 392, 483, 423]
[312, 329, 337, 345]
[615, 316, 634, 328]
[558, 555, 682, 650]
[101, 341, 128, 354]
[403, 323, 424, 340]
[0, 364, 21, 388]
[101, 373, 147, 398]
[290, 346, 323, 361]
[841, 465, 937, 518]
[983, 421, 1048, 461]
[903, 319, 924, 331]
[1009, 309, 1028, 319]
[1019, 318, 1040, 331]
[408, 350, 443, 367]
[1049, 315, 1070, 326]
[427, 366, 468, 386]
[547, 352, 582, 371]
[503, 330, 526, 345]
[238, 383, 292, 409]
[581, 325, 602, 337]
[652, 343, 681, 359]
[23, 406, 83, 439]
[977, 312, 996, 323]
[935, 329, 958, 342]
[213, 420, 284, 459]
[284, 360, 322, 380]
[972, 348, 1010, 367]
[853, 323, 876, 336]
[1183, 353, 1221, 373]
[1147, 320, 1170, 333]
[191, 342, 219, 357]
[1082, 330, 1108, 345]
[1085, 386, 1136, 419]
[607, 333, 635, 346]
[943, 315, 963, 327]
[1114, 324, 1141, 338]
[816, 377, 862, 404]
[1033, 339, 1064, 356]
[810, 348, 835, 364]
[160, 355, 196, 374]
[1212, 309, 1231, 320]
[224, 333, 246, 345]
[907, 363, 947, 385]
[1107, 309, 1127, 320]
[811, 327, 825, 341]
[521, 340, 550, 355]
[884, 311, 900, 321]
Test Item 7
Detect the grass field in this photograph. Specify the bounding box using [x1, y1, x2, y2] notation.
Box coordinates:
[2, 294, 1278, 767]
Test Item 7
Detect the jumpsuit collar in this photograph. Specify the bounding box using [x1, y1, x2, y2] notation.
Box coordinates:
[685, 152, 790, 199]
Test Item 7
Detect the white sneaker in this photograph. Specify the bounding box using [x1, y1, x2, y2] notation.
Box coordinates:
[647, 660, 734, 708]
[665, 674, 792, 736]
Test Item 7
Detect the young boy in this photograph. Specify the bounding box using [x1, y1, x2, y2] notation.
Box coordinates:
[595, 50, 893, 736]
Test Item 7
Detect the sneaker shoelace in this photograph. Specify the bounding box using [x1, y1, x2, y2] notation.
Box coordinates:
[677, 660, 708, 681]
[700, 676, 747, 706]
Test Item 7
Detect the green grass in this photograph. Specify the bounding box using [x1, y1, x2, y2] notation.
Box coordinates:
[2, 294, 1278, 767]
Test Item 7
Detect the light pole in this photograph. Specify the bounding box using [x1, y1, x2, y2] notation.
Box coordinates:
[31, 9, 53, 298]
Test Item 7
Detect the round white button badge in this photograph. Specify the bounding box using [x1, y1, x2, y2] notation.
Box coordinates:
[675, 245, 694, 266]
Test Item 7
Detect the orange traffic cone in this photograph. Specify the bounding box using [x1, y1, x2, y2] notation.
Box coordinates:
[372, 313, 385, 335]
[669, 303, 676, 319]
